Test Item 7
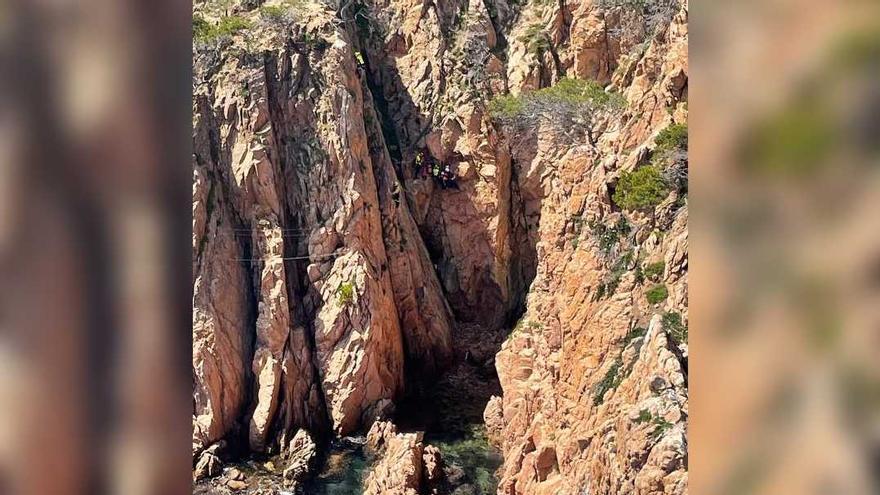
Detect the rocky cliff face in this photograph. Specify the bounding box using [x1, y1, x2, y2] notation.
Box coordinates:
[484, 4, 689, 493]
[192, 0, 687, 492]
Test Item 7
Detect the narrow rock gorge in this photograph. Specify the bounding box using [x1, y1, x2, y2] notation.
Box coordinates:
[192, 0, 688, 492]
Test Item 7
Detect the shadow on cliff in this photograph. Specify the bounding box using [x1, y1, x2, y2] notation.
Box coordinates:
[354, 44, 543, 434]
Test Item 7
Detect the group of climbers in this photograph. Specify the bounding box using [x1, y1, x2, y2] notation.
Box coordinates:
[434, 163, 458, 189]
[414, 150, 460, 189]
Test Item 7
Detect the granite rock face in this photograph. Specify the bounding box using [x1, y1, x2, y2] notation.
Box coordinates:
[192, 4, 455, 454]
[192, 0, 688, 492]
[489, 3, 689, 493]
[364, 420, 447, 495]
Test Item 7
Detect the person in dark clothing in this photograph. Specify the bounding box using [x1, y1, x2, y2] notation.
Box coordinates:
[414, 151, 426, 178]
[439, 164, 458, 189]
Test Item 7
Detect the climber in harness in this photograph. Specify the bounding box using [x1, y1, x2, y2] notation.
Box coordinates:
[414, 150, 427, 178]
[354, 51, 366, 67]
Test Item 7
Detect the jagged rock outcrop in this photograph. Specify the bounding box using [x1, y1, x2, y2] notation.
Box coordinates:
[364, 420, 444, 495]
[193, 107, 253, 456]
[282, 429, 318, 483]
[422, 445, 445, 487]
[488, 3, 689, 493]
[356, 0, 524, 328]
[192, 0, 457, 456]
[483, 395, 504, 446]
[365, 434, 425, 494]
[194, 441, 227, 481]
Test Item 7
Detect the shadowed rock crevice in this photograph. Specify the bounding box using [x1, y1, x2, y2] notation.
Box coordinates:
[262, 48, 333, 443]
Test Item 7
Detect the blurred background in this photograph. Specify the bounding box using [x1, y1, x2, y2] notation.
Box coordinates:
[0, 0, 877, 493]
[691, 0, 880, 494]
[0, 0, 192, 494]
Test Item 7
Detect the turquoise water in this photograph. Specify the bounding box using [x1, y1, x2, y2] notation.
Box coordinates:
[301, 425, 501, 495]
[193, 425, 500, 494]
[302, 438, 371, 495]
[428, 424, 503, 495]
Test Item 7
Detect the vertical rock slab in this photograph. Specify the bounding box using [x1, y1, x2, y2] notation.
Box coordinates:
[273, 27, 407, 435]
[490, 5, 689, 492]
[192, 102, 251, 456]
[360, 81, 454, 378]
[357, 0, 522, 327]
[248, 218, 291, 450]
[364, 421, 429, 495]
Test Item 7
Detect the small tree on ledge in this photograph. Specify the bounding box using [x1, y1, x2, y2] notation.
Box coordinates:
[488, 78, 626, 145]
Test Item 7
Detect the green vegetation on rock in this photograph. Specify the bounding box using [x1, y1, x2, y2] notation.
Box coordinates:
[646, 284, 668, 304]
[662, 311, 687, 345]
[487, 94, 525, 120]
[337, 282, 355, 305]
[488, 78, 625, 134]
[634, 409, 675, 440]
[621, 326, 647, 348]
[432, 425, 500, 495]
[593, 358, 624, 405]
[649, 416, 674, 441]
[643, 260, 665, 281]
[519, 24, 551, 56]
[590, 216, 631, 256]
[613, 166, 669, 211]
[655, 123, 688, 152]
[259, 5, 289, 21]
[193, 14, 251, 44]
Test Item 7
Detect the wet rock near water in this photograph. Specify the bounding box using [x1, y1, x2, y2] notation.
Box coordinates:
[282, 429, 318, 483]
[194, 441, 227, 481]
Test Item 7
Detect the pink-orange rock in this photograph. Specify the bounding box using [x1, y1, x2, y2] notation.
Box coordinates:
[364, 429, 425, 495]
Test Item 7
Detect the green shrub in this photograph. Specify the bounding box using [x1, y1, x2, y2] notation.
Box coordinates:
[194, 14, 252, 44]
[643, 261, 665, 281]
[648, 416, 674, 441]
[654, 123, 688, 151]
[646, 284, 668, 304]
[630, 410, 674, 441]
[520, 24, 552, 55]
[488, 94, 525, 120]
[593, 358, 623, 405]
[488, 78, 625, 130]
[651, 124, 688, 194]
[590, 216, 630, 256]
[336, 282, 355, 305]
[536, 77, 625, 109]
[633, 408, 675, 439]
[432, 425, 499, 495]
[262, 0, 309, 19]
[613, 166, 669, 211]
[214, 15, 251, 36]
[593, 249, 636, 301]
[193, 15, 210, 39]
[259, 5, 288, 21]
[662, 311, 687, 345]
